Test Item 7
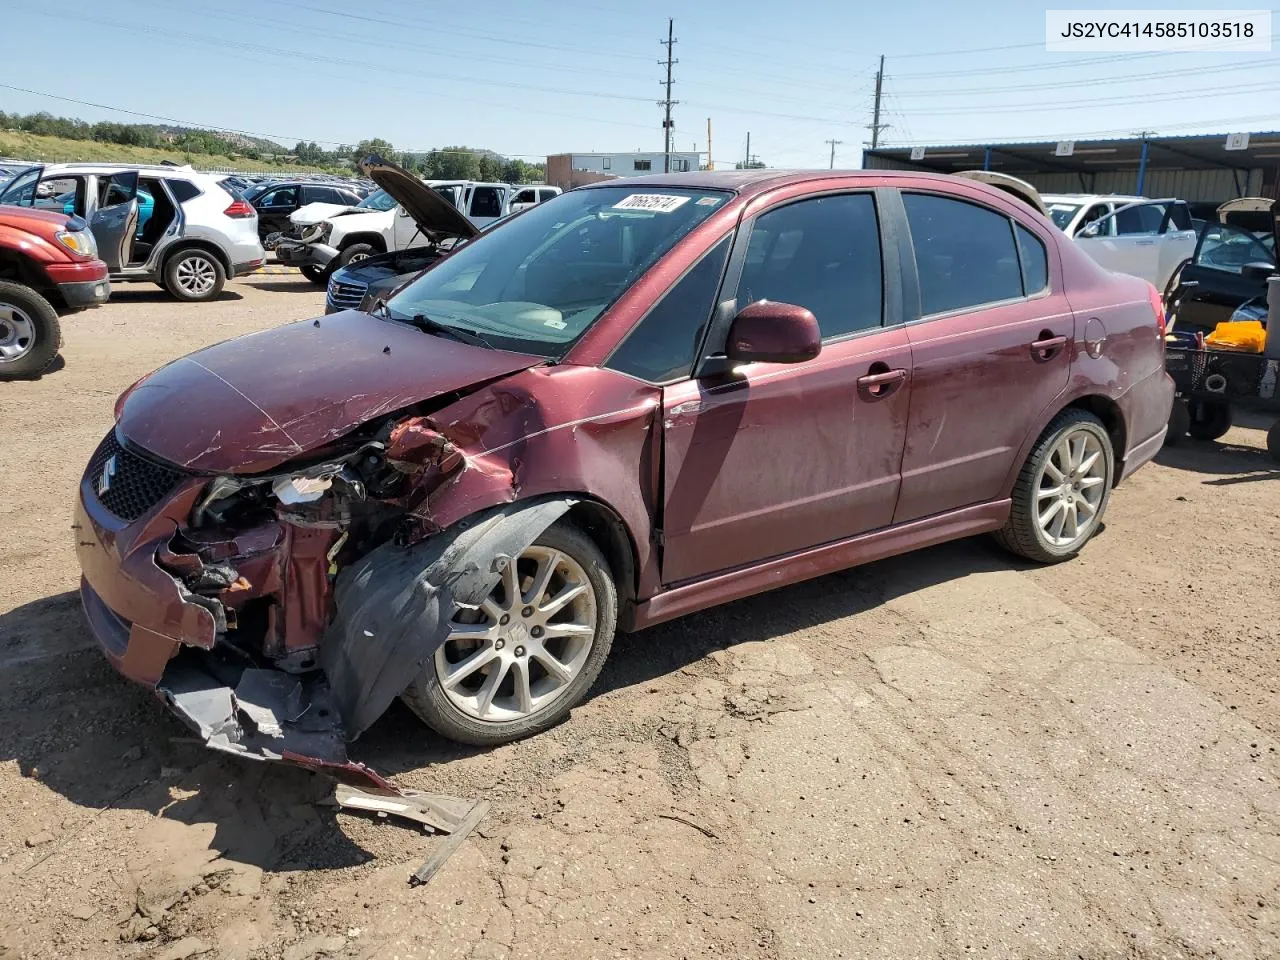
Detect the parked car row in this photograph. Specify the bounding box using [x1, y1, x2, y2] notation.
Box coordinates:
[276, 161, 559, 286]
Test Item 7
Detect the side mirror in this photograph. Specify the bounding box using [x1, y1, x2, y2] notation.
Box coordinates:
[1241, 261, 1277, 283]
[725, 301, 821, 365]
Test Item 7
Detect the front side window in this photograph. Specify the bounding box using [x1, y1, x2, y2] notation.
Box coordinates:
[903, 193, 1023, 315]
[606, 235, 731, 383]
[260, 186, 299, 208]
[1047, 202, 1081, 231]
[514, 189, 537, 205]
[0, 166, 43, 206]
[386, 186, 728, 358]
[735, 193, 883, 340]
[1114, 203, 1164, 236]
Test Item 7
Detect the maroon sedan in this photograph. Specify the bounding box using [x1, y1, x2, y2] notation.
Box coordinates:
[74, 169, 1172, 779]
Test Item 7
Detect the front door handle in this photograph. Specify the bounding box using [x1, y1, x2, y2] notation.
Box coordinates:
[1030, 333, 1068, 362]
[857, 367, 907, 401]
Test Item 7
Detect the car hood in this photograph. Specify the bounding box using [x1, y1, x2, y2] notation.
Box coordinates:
[358, 154, 479, 241]
[117, 310, 543, 474]
[290, 202, 361, 226]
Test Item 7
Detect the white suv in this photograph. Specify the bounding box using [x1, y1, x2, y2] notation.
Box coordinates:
[0, 163, 265, 301]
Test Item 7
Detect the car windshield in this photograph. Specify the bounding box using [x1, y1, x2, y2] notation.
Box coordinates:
[1046, 202, 1082, 230]
[1195, 223, 1276, 272]
[357, 189, 397, 211]
[386, 186, 728, 358]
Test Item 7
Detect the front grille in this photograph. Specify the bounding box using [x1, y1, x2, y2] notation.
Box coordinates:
[326, 276, 368, 311]
[87, 431, 185, 522]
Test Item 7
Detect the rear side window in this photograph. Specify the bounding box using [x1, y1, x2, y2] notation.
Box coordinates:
[169, 179, 201, 203]
[304, 185, 345, 204]
[1167, 204, 1193, 232]
[539, 189, 559, 202]
[735, 193, 883, 340]
[606, 235, 731, 383]
[1015, 224, 1048, 295]
[903, 193, 1023, 315]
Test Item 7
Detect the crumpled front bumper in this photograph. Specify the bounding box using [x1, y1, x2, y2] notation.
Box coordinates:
[73, 476, 390, 788]
[275, 240, 338, 268]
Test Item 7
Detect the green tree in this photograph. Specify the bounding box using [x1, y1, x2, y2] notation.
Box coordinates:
[352, 138, 398, 165]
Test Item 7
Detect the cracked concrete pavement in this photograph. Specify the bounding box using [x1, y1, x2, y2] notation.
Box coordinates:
[0, 275, 1275, 959]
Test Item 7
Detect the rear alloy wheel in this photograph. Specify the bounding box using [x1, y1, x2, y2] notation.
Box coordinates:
[402, 524, 617, 746]
[164, 248, 226, 302]
[300, 265, 327, 286]
[995, 410, 1114, 564]
[0, 280, 61, 380]
[1187, 399, 1232, 441]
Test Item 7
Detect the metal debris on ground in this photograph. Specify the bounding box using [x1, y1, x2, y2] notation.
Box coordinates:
[329, 783, 490, 887]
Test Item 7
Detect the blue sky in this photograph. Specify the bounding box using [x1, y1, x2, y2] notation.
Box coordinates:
[2, 0, 1275, 167]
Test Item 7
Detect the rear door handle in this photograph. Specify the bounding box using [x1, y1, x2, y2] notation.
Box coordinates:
[1030, 334, 1068, 362]
[856, 367, 907, 401]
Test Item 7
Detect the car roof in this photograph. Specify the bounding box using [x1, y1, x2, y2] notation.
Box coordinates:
[579, 168, 1035, 199]
[1041, 193, 1144, 203]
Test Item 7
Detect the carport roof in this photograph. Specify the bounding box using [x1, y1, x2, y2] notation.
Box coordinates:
[863, 132, 1280, 176]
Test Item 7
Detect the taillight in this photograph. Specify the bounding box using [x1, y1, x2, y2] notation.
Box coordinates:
[223, 199, 256, 218]
[1146, 282, 1166, 339]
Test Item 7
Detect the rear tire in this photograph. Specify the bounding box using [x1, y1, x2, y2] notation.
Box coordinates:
[300, 265, 327, 287]
[1266, 420, 1280, 463]
[402, 523, 617, 747]
[0, 281, 61, 380]
[164, 248, 226, 302]
[994, 409, 1114, 564]
[1187, 399, 1231, 441]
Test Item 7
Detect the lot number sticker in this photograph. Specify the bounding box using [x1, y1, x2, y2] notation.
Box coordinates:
[613, 194, 690, 213]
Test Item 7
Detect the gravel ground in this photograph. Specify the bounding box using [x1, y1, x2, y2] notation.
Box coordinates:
[0, 274, 1276, 960]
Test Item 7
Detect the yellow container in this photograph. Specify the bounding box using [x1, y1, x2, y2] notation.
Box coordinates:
[1205, 320, 1267, 353]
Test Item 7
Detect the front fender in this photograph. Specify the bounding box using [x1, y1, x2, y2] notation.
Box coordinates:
[321, 497, 576, 739]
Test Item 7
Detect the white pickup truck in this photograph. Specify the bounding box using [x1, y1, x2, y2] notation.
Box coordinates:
[277, 172, 557, 284]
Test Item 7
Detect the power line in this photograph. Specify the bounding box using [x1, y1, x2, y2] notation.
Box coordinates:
[901, 79, 1279, 118]
[880, 111, 1280, 147]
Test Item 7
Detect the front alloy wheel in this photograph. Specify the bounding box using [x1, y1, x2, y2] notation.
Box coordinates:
[402, 524, 617, 746]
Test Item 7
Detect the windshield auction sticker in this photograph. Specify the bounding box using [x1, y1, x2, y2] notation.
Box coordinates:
[1045, 10, 1270, 51]
[613, 194, 691, 213]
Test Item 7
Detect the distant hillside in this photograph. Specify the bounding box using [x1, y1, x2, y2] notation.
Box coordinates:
[0, 131, 337, 173]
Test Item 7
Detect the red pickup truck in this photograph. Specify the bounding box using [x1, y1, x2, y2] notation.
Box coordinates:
[0, 205, 110, 379]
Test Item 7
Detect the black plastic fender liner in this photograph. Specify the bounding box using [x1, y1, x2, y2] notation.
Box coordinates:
[321, 497, 577, 740]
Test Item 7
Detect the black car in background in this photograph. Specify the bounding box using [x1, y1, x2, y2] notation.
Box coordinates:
[1170, 197, 1277, 334]
[244, 180, 366, 243]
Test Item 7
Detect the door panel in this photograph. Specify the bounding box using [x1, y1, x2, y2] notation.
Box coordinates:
[1074, 201, 1169, 286]
[89, 173, 140, 271]
[660, 329, 912, 584]
[894, 301, 1073, 523]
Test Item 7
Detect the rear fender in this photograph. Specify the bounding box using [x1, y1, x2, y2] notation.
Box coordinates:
[320, 497, 576, 739]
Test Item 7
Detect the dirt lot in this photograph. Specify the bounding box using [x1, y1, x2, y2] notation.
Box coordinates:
[1, 274, 1277, 960]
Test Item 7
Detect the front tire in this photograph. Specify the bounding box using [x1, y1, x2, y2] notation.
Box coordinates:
[164, 248, 226, 302]
[335, 242, 376, 270]
[402, 523, 617, 747]
[995, 409, 1114, 564]
[300, 264, 327, 287]
[0, 281, 61, 380]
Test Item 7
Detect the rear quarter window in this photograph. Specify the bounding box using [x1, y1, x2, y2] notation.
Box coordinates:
[1015, 224, 1049, 295]
[168, 180, 202, 203]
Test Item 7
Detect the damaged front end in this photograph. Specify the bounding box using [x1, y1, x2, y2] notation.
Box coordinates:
[76, 408, 571, 789]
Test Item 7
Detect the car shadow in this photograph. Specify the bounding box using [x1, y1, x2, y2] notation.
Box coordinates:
[106, 288, 244, 304]
[1155, 437, 1278, 480]
[240, 279, 324, 294]
[0, 535, 1023, 873]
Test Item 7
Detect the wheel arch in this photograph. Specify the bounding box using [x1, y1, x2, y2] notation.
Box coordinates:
[1003, 389, 1128, 496]
[564, 497, 640, 614]
[163, 239, 231, 276]
[338, 232, 387, 254]
[0, 248, 51, 291]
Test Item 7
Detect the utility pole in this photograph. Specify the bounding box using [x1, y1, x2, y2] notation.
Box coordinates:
[825, 138, 843, 169]
[744, 131, 750, 168]
[706, 117, 712, 170]
[868, 54, 889, 149]
[659, 19, 678, 173]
